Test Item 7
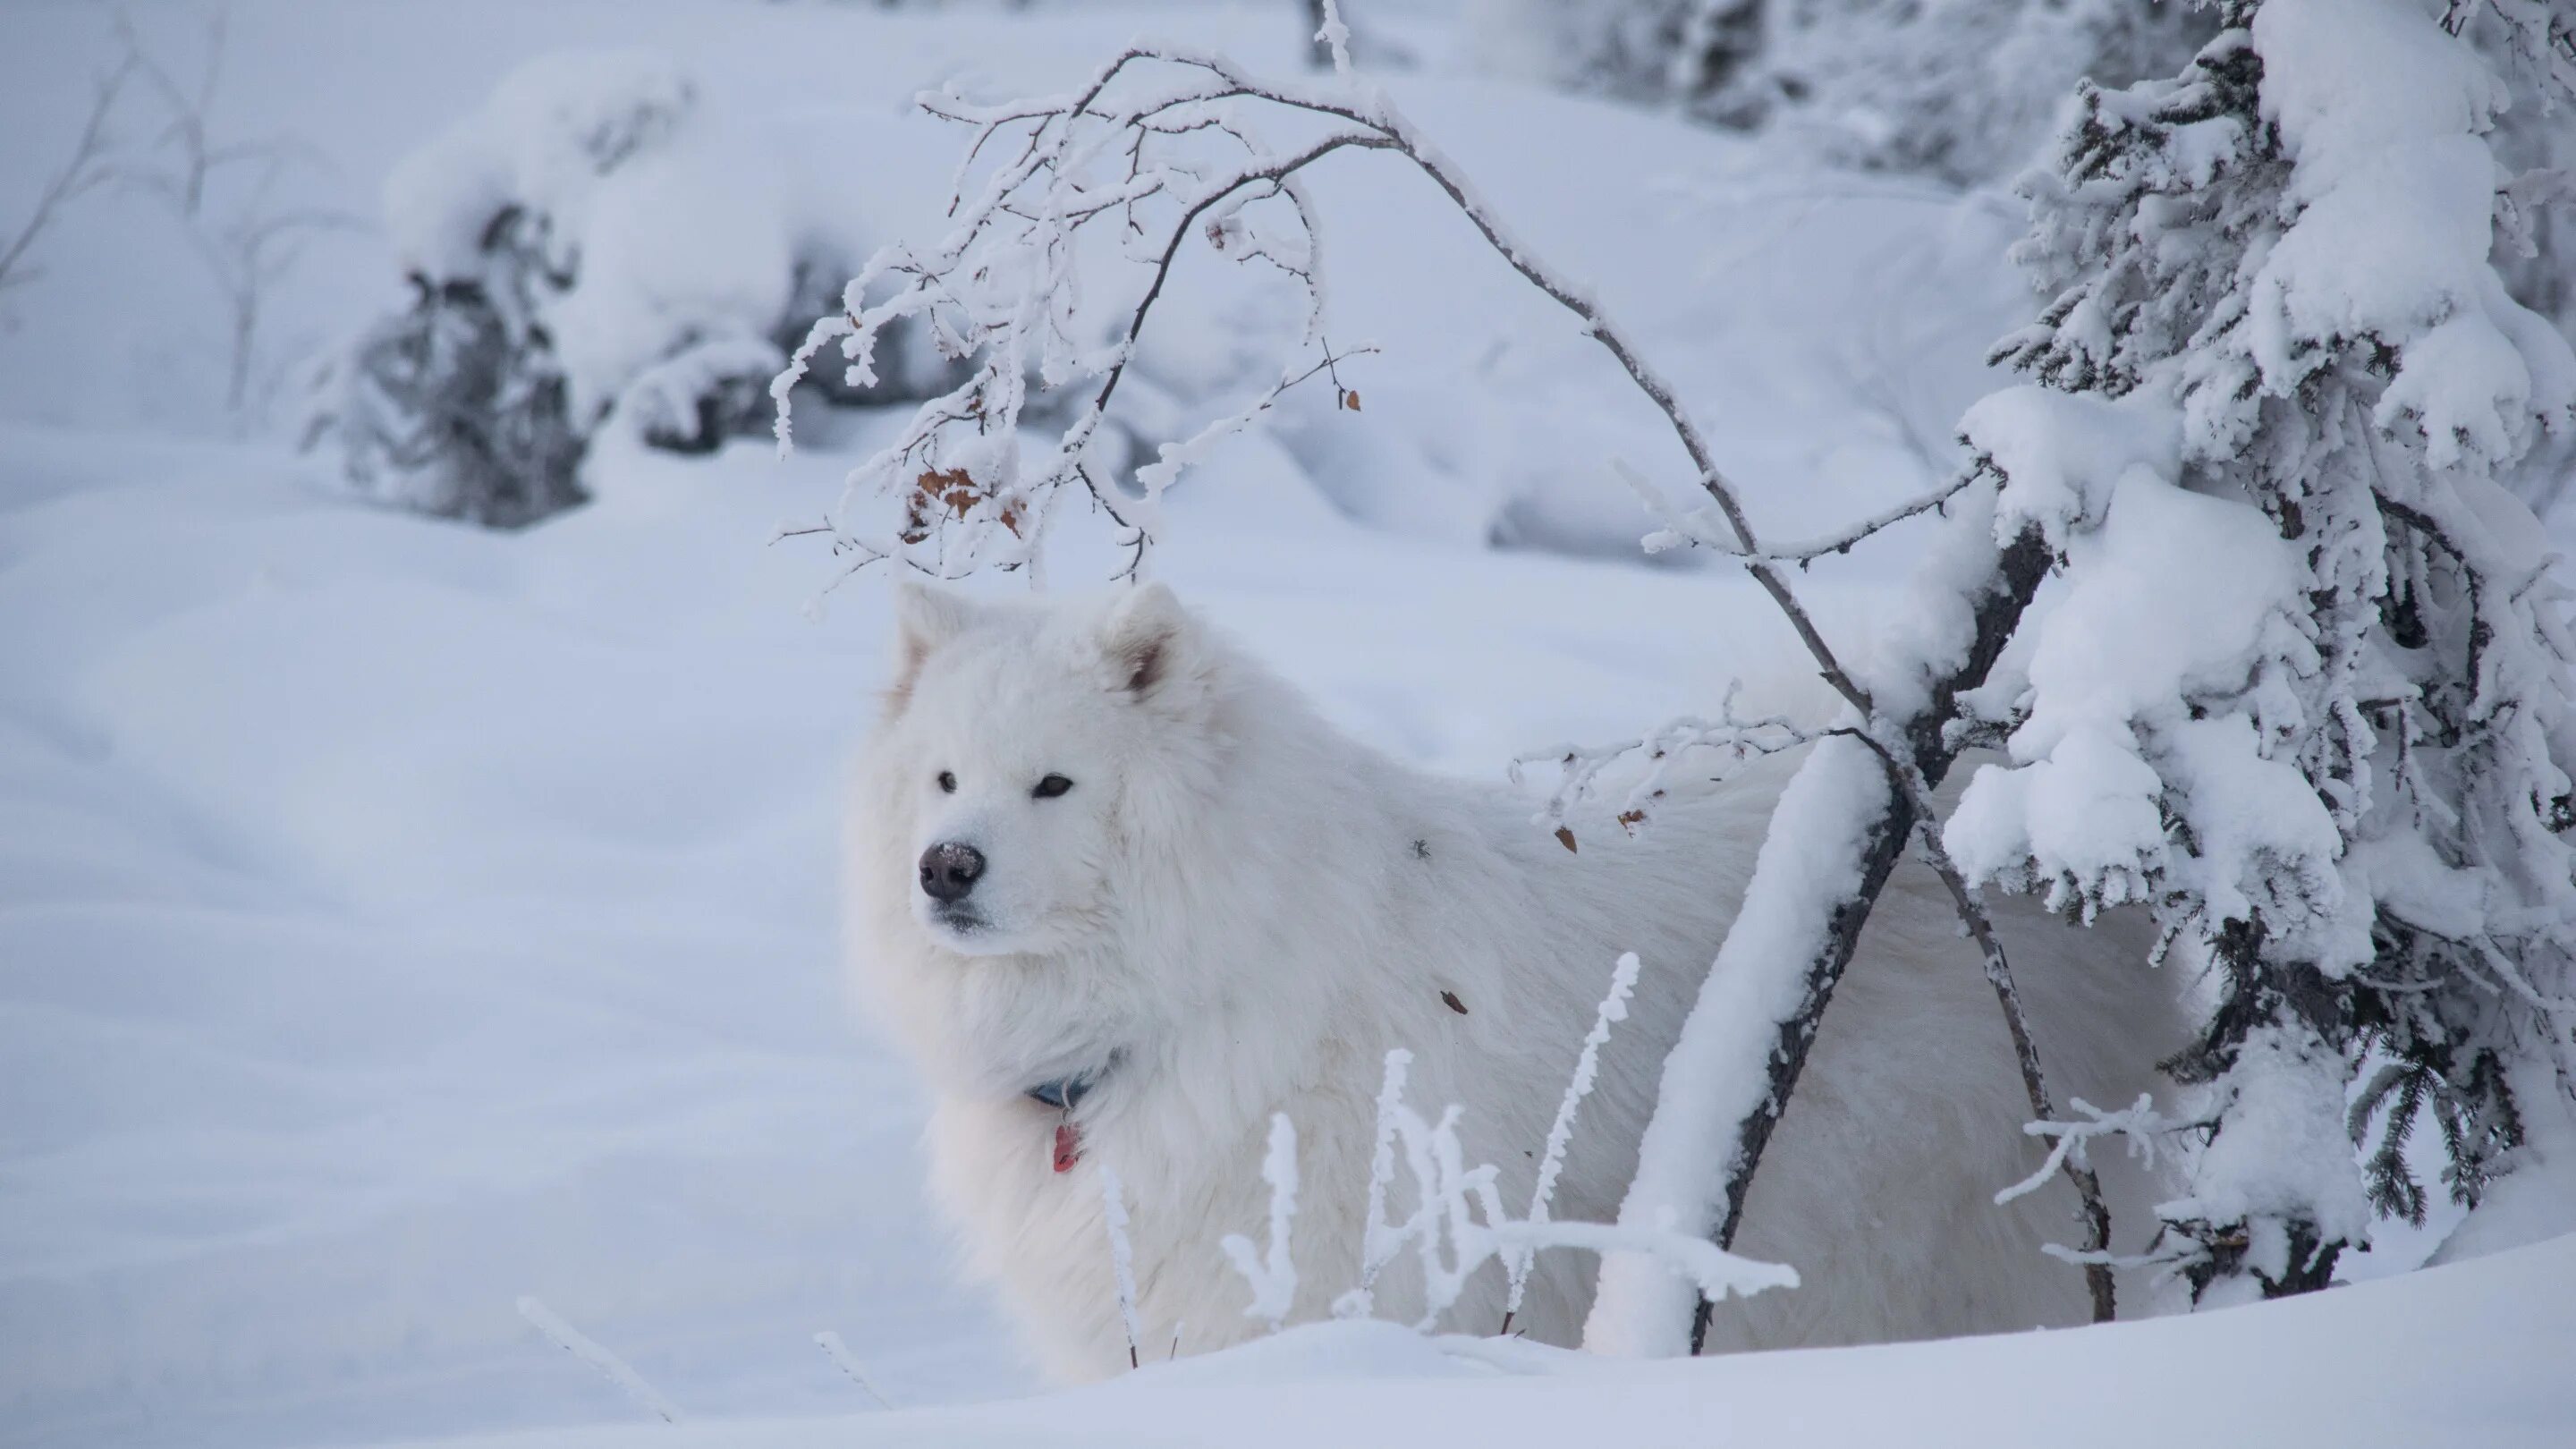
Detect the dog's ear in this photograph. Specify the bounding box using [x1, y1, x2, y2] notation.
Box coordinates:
[888, 581, 981, 709]
[1097, 580, 1189, 699]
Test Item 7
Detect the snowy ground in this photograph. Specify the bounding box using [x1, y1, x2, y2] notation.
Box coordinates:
[2, 3, 2567, 1447]
[372, 1230, 2576, 1448]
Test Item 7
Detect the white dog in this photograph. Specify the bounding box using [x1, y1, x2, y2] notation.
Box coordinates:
[850, 581, 2176, 1380]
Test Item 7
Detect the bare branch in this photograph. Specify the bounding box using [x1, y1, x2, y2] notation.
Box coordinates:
[0, 48, 136, 300]
[1843, 725, 2118, 1322]
[772, 47, 1869, 724]
[1510, 682, 1813, 839]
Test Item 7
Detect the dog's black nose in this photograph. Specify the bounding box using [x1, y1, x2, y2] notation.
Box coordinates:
[919, 842, 986, 902]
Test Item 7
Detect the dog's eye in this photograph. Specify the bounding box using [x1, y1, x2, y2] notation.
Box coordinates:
[1032, 774, 1073, 800]
[936, 770, 957, 793]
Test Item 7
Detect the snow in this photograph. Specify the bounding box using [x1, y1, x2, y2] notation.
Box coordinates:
[4, 1, 2572, 1445]
[369, 1231, 2576, 1448]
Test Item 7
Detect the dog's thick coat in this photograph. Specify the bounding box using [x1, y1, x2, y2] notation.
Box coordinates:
[852, 583, 2176, 1380]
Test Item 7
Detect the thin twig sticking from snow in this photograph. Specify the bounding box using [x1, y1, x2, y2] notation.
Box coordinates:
[811, 1330, 895, 1409]
[1504, 951, 1646, 1332]
[1218, 1114, 1301, 1332]
[514, 1296, 684, 1425]
[1334, 1047, 1413, 1321]
[1317, 1048, 1796, 1334]
[1101, 1164, 1146, 1368]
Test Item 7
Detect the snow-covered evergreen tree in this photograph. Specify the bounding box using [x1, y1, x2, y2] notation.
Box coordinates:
[1950, 0, 2576, 1301]
[1470, 0, 2212, 185]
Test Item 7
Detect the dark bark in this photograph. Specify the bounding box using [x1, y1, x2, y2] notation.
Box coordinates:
[1690, 526, 2052, 1352]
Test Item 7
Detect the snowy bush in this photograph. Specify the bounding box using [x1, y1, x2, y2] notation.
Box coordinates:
[311, 48, 942, 526]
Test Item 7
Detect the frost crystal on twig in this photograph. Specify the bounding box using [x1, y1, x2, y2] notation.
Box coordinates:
[1504, 950, 1647, 1333]
[514, 1295, 683, 1424]
[1101, 1164, 1146, 1368]
[1511, 682, 1811, 840]
[812, 1330, 895, 1409]
[1219, 1114, 1302, 1332]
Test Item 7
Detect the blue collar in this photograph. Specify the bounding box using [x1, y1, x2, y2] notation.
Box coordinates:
[1025, 1055, 1118, 1113]
[1025, 1076, 1091, 1112]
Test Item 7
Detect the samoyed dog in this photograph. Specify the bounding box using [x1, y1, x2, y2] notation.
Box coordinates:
[851, 581, 2176, 1380]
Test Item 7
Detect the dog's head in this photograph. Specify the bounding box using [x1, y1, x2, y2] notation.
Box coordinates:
[861, 580, 1219, 962]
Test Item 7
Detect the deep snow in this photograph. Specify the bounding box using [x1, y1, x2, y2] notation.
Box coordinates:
[366, 1229, 2576, 1448]
[1, 2, 2565, 1447]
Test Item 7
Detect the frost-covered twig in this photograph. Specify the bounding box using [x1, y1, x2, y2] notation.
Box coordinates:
[1218, 1114, 1301, 1332]
[1316, 1048, 1795, 1334]
[812, 1330, 895, 1409]
[1334, 1046, 1412, 1321]
[514, 1295, 683, 1424]
[1101, 1165, 1146, 1368]
[1510, 682, 1810, 841]
[1619, 455, 1977, 567]
[1504, 951, 1646, 1334]
[1996, 1094, 2184, 1207]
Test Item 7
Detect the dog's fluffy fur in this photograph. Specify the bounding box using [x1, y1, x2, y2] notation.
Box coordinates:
[851, 582, 2178, 1380]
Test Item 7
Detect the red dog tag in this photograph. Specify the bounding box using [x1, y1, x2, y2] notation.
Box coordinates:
[1053, 1121, 1082, 1173]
